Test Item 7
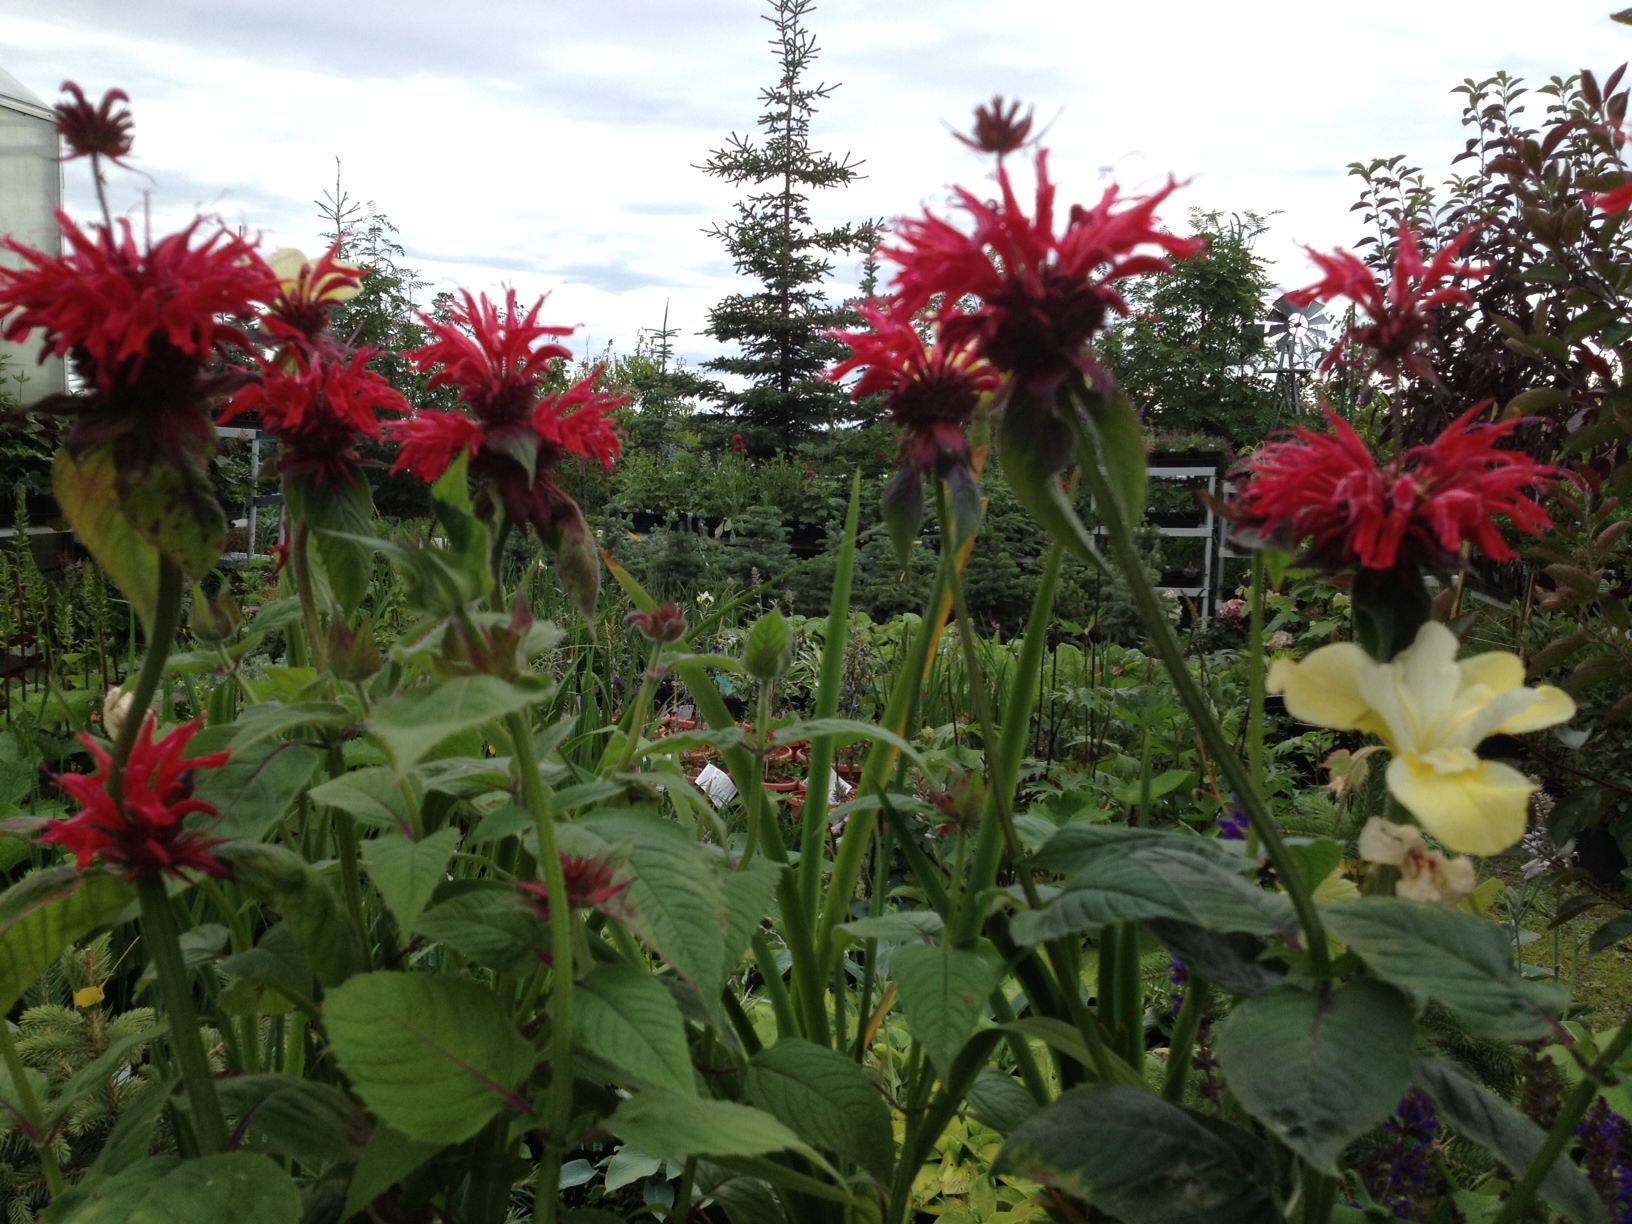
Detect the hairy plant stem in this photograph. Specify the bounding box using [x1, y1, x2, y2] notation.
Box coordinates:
[288, 519, 328, 673]
[1062, 391, 1330, 972]
[136, 874, 229, 1154]
[0, 1016, 64, 1196]
[938, 484, 1121, 1084]
[505, 710, 574, 1224]
[106, 560, 185, 808]
[1492, 1016, 1632, 1224]
[1246, 550, 1266, 859]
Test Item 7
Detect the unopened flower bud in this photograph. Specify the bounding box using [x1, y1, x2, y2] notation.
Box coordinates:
[742, 610, 790, 682]
[627, 602, 687, 643]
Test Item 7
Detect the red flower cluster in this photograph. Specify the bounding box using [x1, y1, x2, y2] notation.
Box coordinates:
[0, 213, 275, 457]
[41, 717, 231, 880]
[518, 851, 629, 919]
[885, 151, 1204, 398]
[1231, 405, 1554, 572]
[54, 82, 133, 165]
[1288, 227, 1489, 385]
[222, 244, 406, 484]
[389, 290, 624, 539]
[830, 302, 999, 475]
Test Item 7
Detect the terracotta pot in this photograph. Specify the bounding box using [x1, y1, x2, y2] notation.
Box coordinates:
[763, 780, 799, 793]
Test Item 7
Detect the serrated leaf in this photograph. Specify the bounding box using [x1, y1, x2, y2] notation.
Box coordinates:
[723, 858, 782, 972]
[575, 962, 696, 1096]
[215, 1075, 368, 1165]
[994, 1084, 1275, 1224]
[368, 675, 548, 775]
[220, 922, 312, 1014]
[1417, 1055, 1606, 1224]
[1323, 900, 1564, 1042]
[412, 884, 549, 975]
[746, 1038, 894, 1181]
[1216, 980, 1414, 1173]
[188, 731, 323, 843]
[53, 447, 160, 633]
[286, 471, 376, 616]
[309, 766, 419, 832]
[1011, 844, 1295, 945]
[341, 1125, 444, 1221]
[217, 843, 364, 988]
[361, 828, 460, 932]
[41, 1153, 300, 1223]
[608, 1087, 827, 1171]
[0, 867, 135, 1015]
[889, 943, 1001, 1074]
[323, 972, 536, 1144]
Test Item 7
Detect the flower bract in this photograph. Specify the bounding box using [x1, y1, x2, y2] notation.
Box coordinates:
[1268, 622, 1575, 854]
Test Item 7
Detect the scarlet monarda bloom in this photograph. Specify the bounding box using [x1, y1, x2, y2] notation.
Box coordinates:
[885, 151, 1204, 399]
[0, 213, 276, 462]
[222, 345, 405, 484]
[1288, 227, 1489, 385]
[518, 852, 629, 919]
[830, 302, 999, 476]
[53, 81, 133, 165]
[41, 717, 232, 880]
[1231, 405, 1554, 572]
[626, 601, 688, 643]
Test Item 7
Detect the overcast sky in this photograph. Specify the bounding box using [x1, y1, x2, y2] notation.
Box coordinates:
[2, 1, 1624, 370]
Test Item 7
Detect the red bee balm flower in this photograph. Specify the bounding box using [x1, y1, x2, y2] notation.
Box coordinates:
[1232, 405, 1554, 572]
[0, 213, 276, 457]
[222, 345, 406, 484]
[830, 302, 1000, 475]
[1288, 227, 1489, 385]
[389, 290, 624, 536]
[54, 82, 134, 164]
[42, 717, 232, 880]
[885, 151, 1204, 397]
[518, 852, 629, 919]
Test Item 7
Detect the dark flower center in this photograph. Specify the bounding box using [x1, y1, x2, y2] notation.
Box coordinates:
[982, 268, 1109, 380]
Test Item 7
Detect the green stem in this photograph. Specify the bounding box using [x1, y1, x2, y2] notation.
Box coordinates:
[737, 681, 773, 871]
[1063, 392, 1329, 972]
[610, 641, 663, 775]
[0, 1017, 64, 1197]
[325, 744, 371, 961]
[1299, 1167, 1337, 1224]
[136, 874, 229, 1154]
[289, 519, 328, 673]
[1163, 975, 1207, 1102]
[1246, 550, 1266, 859]
[507, 711, 573, 1224]
[1492, 1017, 1632, 1224]
[107, 560, 185, 808]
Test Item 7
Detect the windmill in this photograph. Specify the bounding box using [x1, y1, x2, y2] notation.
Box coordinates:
[1263, 294, 1328, 426]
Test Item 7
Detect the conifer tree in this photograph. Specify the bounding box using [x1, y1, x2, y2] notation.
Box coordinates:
[699, 0, 870, 455]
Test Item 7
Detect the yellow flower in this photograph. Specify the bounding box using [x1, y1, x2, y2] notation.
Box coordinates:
[267, 247, 362, 306]
[73, 984, 104, 1008]
[1267, 622, 1574, 855]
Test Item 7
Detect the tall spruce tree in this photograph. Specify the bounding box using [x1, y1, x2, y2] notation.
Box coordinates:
[699, 0, 870, 456]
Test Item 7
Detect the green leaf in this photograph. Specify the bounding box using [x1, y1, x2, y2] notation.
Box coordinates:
[287, 471, 376, 616]
[216, 843, 364, 988]
[1146, 920, 1284, 997]
[361, 828, 460, 933]
[1031, 824, 1236, 875]
[966, 1068, 1040, 1135]
[571, 812, 728, 999]
[1011, 844, 1295, 945]
[1323, 900, 1565, 1042]
[310, 766, 419, 832]
[1215, 979, 1414, 1174]
[53, 447, 162, 632]
[368, 675, 548, 775]
[574, 962, 696, 1096]
[880, 467, 924, 568]
[889, 943, 1001, 1074]
[0, 867, 135, 1015]
[998, 386, 1105, 570]
[119, 455, 227, 581]
[341, 1125, 443, 1221]
[1082, 387, 1147, 523]
[412, 882, 549, 975]
[228, 701, 354, 752]
[219, 922, 312, 1013]
[722, 858, 782, 975]
[994, 1083, 1275, 1224]
[215, 1075, 368, 1166]
[189, 732, 323, 843]
[837, 911, 945, 943]
[323, 971, 536, 1144]
[743, 609, 790, 681]
[746, 1037, 895, 1182]
[1417, 1055, 1606, 1224]
[608, 1087, 830, 1175]
[86, 1078, 174, 1176]
[1283, 838, 1345, 892]
[41, 1153, 300, 1223]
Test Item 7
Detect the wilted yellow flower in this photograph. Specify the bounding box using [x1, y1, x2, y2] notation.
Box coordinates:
[1268, 622, 1574, 855]
[1357, 817, 1477, 904]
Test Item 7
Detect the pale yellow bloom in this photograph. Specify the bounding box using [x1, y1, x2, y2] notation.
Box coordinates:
[1267, 622, 1574, 855]
[1357, 817, 1476, 904]
[266, 247, 362, 306]
[102, 686, 134, 742]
